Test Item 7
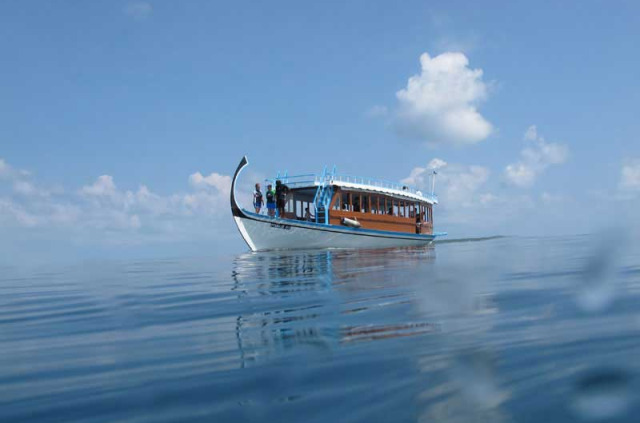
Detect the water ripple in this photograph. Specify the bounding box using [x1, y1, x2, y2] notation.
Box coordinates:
[1, 237, 639, 422]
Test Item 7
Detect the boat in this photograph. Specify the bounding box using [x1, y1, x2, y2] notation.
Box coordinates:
[230, 156, 446, 251]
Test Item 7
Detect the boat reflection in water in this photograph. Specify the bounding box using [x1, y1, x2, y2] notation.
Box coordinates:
[226, 242, 512, 422]
[230, 246, 438, 367]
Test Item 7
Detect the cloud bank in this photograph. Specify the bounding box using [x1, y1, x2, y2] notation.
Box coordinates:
[0, 157, 233, 244]
[394, 52, 492, 146]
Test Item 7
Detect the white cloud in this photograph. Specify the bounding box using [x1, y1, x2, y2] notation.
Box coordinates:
[428, 158, 448, 170]
[401, 158, 557, 234]
[401, 158, 448, 188]
[504, 125, 569, 187]
[124, 1, 152, 19]
[189, 171, 232, 195]
[81, 175, 117, 197]
[0, 199, 39, 227]
[619, 160, 640, 192]
[394, 51, 492, 145]
[13, 181, 35, 196]
[402, 158, 490, 209]
[504, 163, 536, 187]
[1, 158, 33, 180]
[440, 165, 490, 206]
[524, 125, 538, 141]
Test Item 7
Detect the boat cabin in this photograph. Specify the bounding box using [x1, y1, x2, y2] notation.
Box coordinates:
[268, 168, 437, 235]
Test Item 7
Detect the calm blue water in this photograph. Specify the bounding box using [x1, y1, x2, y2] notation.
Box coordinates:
[1, 236, 640, 422]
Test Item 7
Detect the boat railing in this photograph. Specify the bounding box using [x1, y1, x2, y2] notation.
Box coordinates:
[265, 173, 322, 188]
[329, 173, 438, 202]
[268, 170, 439, 202]
[330, 173, 411, 192]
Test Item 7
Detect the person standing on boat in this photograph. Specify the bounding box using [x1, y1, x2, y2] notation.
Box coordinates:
[253, 183, 264, 214]
[304, 206, 314, 221]
[275, 180, 289, 218]
[265, 183, 276, 217]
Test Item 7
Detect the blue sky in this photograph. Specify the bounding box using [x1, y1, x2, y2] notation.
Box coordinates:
[1, 1, 639, 264]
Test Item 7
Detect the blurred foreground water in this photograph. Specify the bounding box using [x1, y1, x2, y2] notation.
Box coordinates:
[1, 235, 640, 422]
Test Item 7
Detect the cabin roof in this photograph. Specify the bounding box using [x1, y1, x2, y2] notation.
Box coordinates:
[288, 181, 437, 204]
[269, 170, 438, 204]
[329, 180, 437, 204]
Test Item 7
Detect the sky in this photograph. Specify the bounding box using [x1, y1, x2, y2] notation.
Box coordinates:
[1, 1, 639, 264]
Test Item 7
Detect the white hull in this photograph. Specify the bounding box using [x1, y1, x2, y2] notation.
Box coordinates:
[234, 212, 435, 252]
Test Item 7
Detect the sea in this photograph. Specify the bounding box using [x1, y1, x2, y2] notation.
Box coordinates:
[1, 235, 639, 423]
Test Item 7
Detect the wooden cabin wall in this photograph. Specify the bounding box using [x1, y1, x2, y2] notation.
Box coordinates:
[328, 188, 434, 234]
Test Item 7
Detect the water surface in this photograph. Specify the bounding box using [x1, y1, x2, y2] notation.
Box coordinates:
[2, 236, 640, 422]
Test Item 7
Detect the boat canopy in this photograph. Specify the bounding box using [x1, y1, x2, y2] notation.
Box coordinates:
[266, 168, 438, 205]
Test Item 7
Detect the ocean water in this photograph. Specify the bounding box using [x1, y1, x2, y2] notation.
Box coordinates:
[1, 235, 640, 422]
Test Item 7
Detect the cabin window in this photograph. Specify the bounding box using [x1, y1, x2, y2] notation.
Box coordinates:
[362, 195, 369, 213]
[333, 194, 341, 210]
[353, 194, 361, 212]
[342, 192, 350, 211]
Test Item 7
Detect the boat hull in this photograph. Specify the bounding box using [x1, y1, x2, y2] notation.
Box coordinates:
[229, 156, 440, 252]
[234, 211, 435, 252]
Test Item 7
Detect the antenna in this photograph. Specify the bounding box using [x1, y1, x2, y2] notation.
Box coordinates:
[431, 170, 437, 198]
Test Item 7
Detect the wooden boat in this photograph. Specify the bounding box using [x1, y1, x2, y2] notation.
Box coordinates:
[230, 156, 446, 251]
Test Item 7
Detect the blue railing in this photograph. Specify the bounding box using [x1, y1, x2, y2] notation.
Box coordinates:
[312, 167, 327, 205]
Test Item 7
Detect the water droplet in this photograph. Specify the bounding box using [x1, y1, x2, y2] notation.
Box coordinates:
[571, 368, 632, 421]
[450, 350, 507, 409]
[576, 230, 624, 313]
